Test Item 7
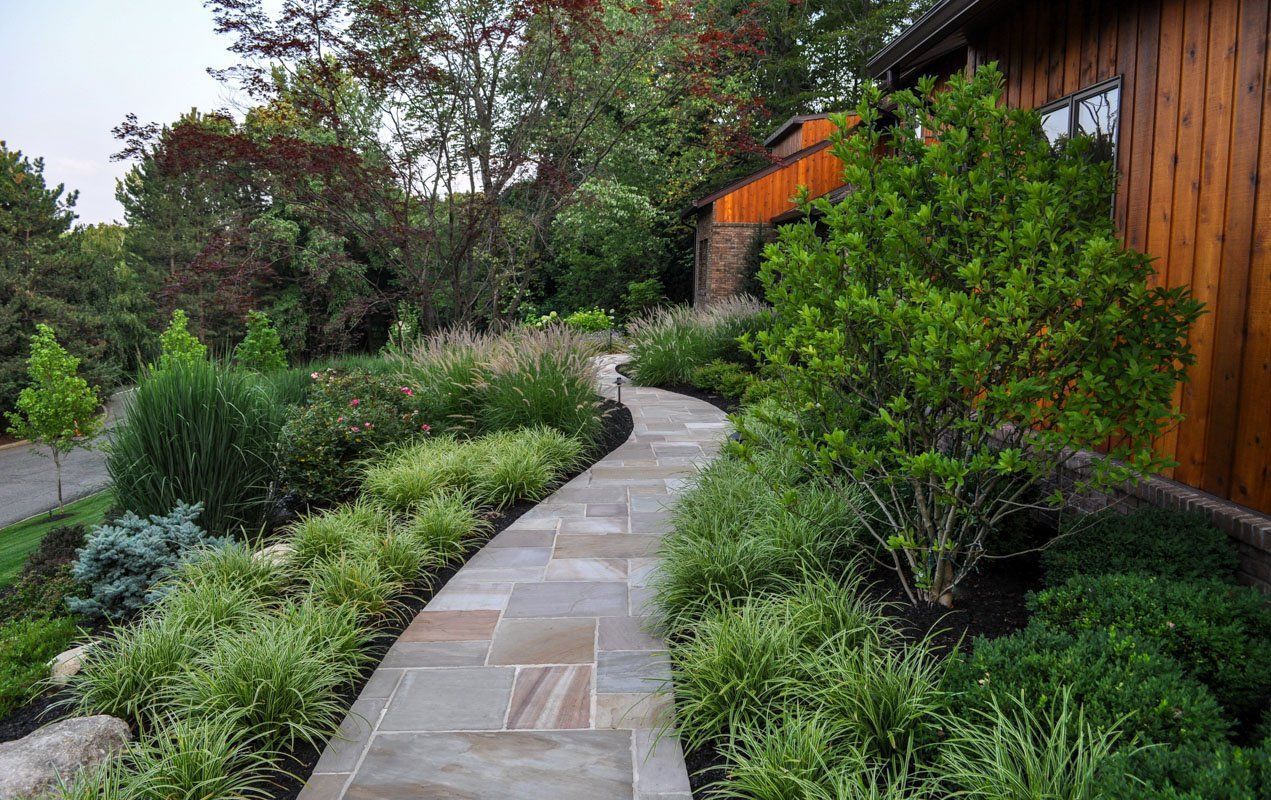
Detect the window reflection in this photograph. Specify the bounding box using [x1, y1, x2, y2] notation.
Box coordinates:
[1077, 85, 1119, 161]
[1040, 106, 1070, 147]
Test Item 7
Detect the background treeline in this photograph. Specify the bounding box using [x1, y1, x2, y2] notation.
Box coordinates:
[1, 0, 930, 415]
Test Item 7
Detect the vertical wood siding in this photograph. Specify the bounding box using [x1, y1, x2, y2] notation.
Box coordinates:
[969, 0, 1270, 513]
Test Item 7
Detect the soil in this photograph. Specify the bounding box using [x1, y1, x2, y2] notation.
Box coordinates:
[0, 399, 635, 797]
[614, 362, 740, 414]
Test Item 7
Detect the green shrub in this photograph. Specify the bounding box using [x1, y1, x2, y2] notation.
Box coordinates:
[1042, 508, 1238, 586]
[277, 368, 433, 504]
[362, 436, 480, 510]
[0, 524, 86, 621]
[176, 602, 367, 750]
[748, 65, 1201, 605]
[626, 297, 765, 386]
[532, 307, 615, 332]
[260, 364, 315, 407]
[156, 310, 207, 370]
[1028, 573, 1271, 724]
[718, 711, 860, 800]
[68, 503, 225, 620]
[234, 310, 287, 373]
[108, 360, 283, 535]
[944, 624, 1229, 750]
[939, 690, 1126, 800]
[622, 277, 664, 318]
[0, 615, 79, 715]
[689, 359, 754, 399]
[1095, 739, 1271, 799]
[404, 491, 489, 562]
[387, 328, 496, 431]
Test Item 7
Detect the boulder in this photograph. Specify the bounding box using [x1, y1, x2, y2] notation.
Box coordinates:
[48, 644, 93, 685]
[254, 541, 293, 566]
[0, 716, 130, 799]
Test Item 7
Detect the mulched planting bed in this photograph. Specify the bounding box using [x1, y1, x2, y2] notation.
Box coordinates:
[0, 398, 634, 800]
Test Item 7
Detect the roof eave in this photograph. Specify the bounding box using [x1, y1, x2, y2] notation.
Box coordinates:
[866, 0, 992, 83]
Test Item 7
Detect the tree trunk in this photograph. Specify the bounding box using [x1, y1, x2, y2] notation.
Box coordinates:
[52, 448, 64, 512]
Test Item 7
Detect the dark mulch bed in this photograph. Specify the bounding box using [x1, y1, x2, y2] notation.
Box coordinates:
[0, 399, 635, 798]
[615, 362, 739, 414]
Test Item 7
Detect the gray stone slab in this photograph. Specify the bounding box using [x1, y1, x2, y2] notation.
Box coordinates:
[378, 668, 514, 731]
[379, 641, 491, 669]
[633, 729, 691, 794]
[504, 581, 629, 618]
[344, 731, 635, 800]
[315, 695, 387, 773]
[596, 651, 671, 693]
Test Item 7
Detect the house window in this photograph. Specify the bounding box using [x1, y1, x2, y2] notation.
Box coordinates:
[1037, 77, 1121, 162]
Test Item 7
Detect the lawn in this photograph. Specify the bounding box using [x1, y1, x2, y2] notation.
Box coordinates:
[0, 490, 111, 587]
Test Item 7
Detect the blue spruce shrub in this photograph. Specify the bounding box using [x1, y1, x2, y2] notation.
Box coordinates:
[68, 503, 226, 619]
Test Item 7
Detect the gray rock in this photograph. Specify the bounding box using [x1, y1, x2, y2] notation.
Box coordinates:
[48, 644, 93, 685]
[254, 541, 293, 566]
[0, 715, 131, 799]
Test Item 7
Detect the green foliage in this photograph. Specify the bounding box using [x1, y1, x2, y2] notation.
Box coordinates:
[108, 360, 283, 535]
[174, 601, 367, 751]
[363, 427, 584, 511]
[0, 615, 80, 716]
[621, 277, 664, 318]
[68, 502, 225, 620]
[5, 324, 103, 509]
[303, 552, 407, 624]
[939, 691, 1127, 800]
[156, 310, 207, 369]
[943, 623, 1229, 750]
[626, 297, 764, 386]
[1028, 573, 1271, 725]
[5, 323, 102, 450]
[749, 65, 1202, 604]
[475, 331, 603, 442]
[533, 307, 616, 332]
[1096, 739, 1271, 800]
[1041, 508, 1238, 586]
[690, 359, 754, 400]
[653, 456, 859, 632]
[0, 523, 86, 620]
[277, 368, 432, 503]
[235, 310, 288, 372]
[122, 716, 279, 800]
[545, 178, 665, 311]
[167, 539, 288, 601]
[403, 490, 490, 563]
[288, 501, 393, 569]
[1, 144, 118, 418]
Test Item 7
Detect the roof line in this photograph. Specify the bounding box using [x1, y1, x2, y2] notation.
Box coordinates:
[865, 0, 987, 81]
[689, 139, 834, 212]
[762, 113, 833, 147]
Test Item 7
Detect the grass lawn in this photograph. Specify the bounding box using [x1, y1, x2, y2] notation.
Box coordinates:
[0, 491, 111, 587]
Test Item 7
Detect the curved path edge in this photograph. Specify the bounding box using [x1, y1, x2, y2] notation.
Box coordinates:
[298, 355, 729, 800]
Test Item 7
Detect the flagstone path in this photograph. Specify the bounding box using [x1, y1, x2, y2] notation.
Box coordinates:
[298, 355, 728, 800]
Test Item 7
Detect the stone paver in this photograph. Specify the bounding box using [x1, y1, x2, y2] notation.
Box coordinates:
[299, 355, 726, 799]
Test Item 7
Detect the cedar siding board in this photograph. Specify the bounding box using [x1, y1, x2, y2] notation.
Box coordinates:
[886, 0, 1270, 514]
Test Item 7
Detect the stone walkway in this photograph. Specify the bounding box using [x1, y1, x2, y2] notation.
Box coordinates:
[299, 356, 728, 800]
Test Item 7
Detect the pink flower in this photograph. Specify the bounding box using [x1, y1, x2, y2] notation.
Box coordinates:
[349, 426, 359, 433]
[363, 422, 373, 428]
[349, 398, 360, 407]
[337, 416, 344, 423]
[310, 372, 320, 379]
[400, 387, 414, 396]
[420, 424, 431, 432]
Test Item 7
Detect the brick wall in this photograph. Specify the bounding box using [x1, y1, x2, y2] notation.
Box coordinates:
[694, 214, 773, 305]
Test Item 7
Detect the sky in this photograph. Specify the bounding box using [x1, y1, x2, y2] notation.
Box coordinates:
[0, 1, 246, 225]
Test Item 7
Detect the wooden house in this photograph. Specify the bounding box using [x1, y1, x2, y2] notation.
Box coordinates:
[688, 114, 857, 305]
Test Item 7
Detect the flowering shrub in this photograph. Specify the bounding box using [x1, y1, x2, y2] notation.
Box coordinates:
[532, 307, 615, 332]
[278, 369, 432, 504]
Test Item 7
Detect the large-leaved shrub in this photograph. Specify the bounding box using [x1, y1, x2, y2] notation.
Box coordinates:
[749, 64, 1201, 605]
[0, 615, 80, 715]
[68, 503, 225, 619]
[108, 360, 284, 535]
